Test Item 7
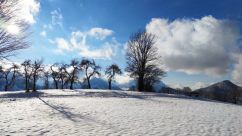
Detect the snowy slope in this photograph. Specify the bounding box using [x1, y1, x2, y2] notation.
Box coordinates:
[0, 89, 242, 136]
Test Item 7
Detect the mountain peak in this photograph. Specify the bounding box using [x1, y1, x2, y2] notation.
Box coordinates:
[215, 80, 237, 88]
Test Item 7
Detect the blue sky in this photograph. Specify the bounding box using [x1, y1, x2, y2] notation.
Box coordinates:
[9, 0, 242, 89]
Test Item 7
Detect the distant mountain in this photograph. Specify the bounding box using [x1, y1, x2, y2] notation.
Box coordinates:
[82, 77, 122, 90]
[117, 79, 166, 92]
[153, 80, 167, 92]
[0, 77, 26, 91]
[194, 80, 242, 103]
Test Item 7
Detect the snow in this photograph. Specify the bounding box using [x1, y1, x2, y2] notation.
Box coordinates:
[0, 89, 242, 136]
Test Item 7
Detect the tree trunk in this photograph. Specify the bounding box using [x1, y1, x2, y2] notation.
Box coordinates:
[4, 85, 8, 91]
[137, 75, 144, 92]
[25, 76, 28, 91]
[33, 76, 36, 92]
[61, 80, 64, 89]
[108, 80, 111, 90]
[87, 78, 91, 89]
[70, 82, 73, 89]
[55, 80, 58, 89]
[70, 79, 73, 89]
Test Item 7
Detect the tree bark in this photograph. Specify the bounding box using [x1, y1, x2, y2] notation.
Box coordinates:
[55, 81, 58, 89]
[70, 81, 73, 89]
[108, 80, 111, 90]
[138, 75, 144, 91]
[87, 78, 91, 89]
[4, 85, 8, 91]
[33, 76, 36, 92]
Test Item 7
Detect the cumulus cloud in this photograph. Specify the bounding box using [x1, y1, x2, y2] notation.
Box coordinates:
[3, 0, 40, 35]
[88, 27, 113, 40]
[52, 27, 119, 59]
[17, 0, 40, 24]
[146, 15, 241, 76]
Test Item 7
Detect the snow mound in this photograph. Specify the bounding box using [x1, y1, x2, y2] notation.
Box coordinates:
[0, 89, 242, 136]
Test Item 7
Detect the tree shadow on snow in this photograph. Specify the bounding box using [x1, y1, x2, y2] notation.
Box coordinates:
[37, 97, 106, 124]
[0, 91, 44, 98]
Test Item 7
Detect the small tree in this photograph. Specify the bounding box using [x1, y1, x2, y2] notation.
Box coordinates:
[43, 70, 50, 89]
[31, 60, 44, 92]
[1, 63, 19, 91]
[80, 59, 101, 89]
[50, 63, 60, 89]
[125, 30, 165, 92]
[21, 60, 32, 92]
[58, 63, 68, 89]
[65, 59, 80, 89]
[105, 64, 122, 90]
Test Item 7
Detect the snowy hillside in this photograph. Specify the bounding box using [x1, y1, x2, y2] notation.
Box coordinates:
[0, 89, 242, 136]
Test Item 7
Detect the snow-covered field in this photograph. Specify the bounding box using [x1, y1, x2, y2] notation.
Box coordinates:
[0, 89, 242, 136]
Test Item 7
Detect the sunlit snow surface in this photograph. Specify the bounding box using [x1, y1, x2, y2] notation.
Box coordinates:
[0, 89, 242, 136]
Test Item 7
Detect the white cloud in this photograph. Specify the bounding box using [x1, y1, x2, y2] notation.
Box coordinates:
[52, 28, 119, 59]
[232, 55, 242, 85]
[191, 82, 206, 90]
[168, 83, 184, 90]
[88, 27, 113, 40]
[168, 81, 206, 90]
[17, 0, 40, 24]
[146, 15, 241, 76]
[40, 30, 47, 37]
[114, 72, 133, 85]
[2, 0, 40, 35]
[55, 38, 72, 51]
[51, 9, 63, 28]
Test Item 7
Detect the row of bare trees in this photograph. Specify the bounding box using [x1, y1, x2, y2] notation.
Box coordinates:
[0, 58, 122, 92]
[0, 30, 166, 92]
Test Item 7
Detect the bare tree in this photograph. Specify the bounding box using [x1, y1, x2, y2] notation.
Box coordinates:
[80, 59, 101, 89]
[57, 63, 68, 89]
[105, 64, 122, 90]
[43, 70, 50, 89]
[1, 63, 19, 91]
[31, 60, 44, 92]
[125, 30, 165, 92]
[65, 59, 80, 89]
[0, 0, 29, 59]
[143, 66, 165, 91]
[21, 60, 32, 92]
[50, 63, 60, 89]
